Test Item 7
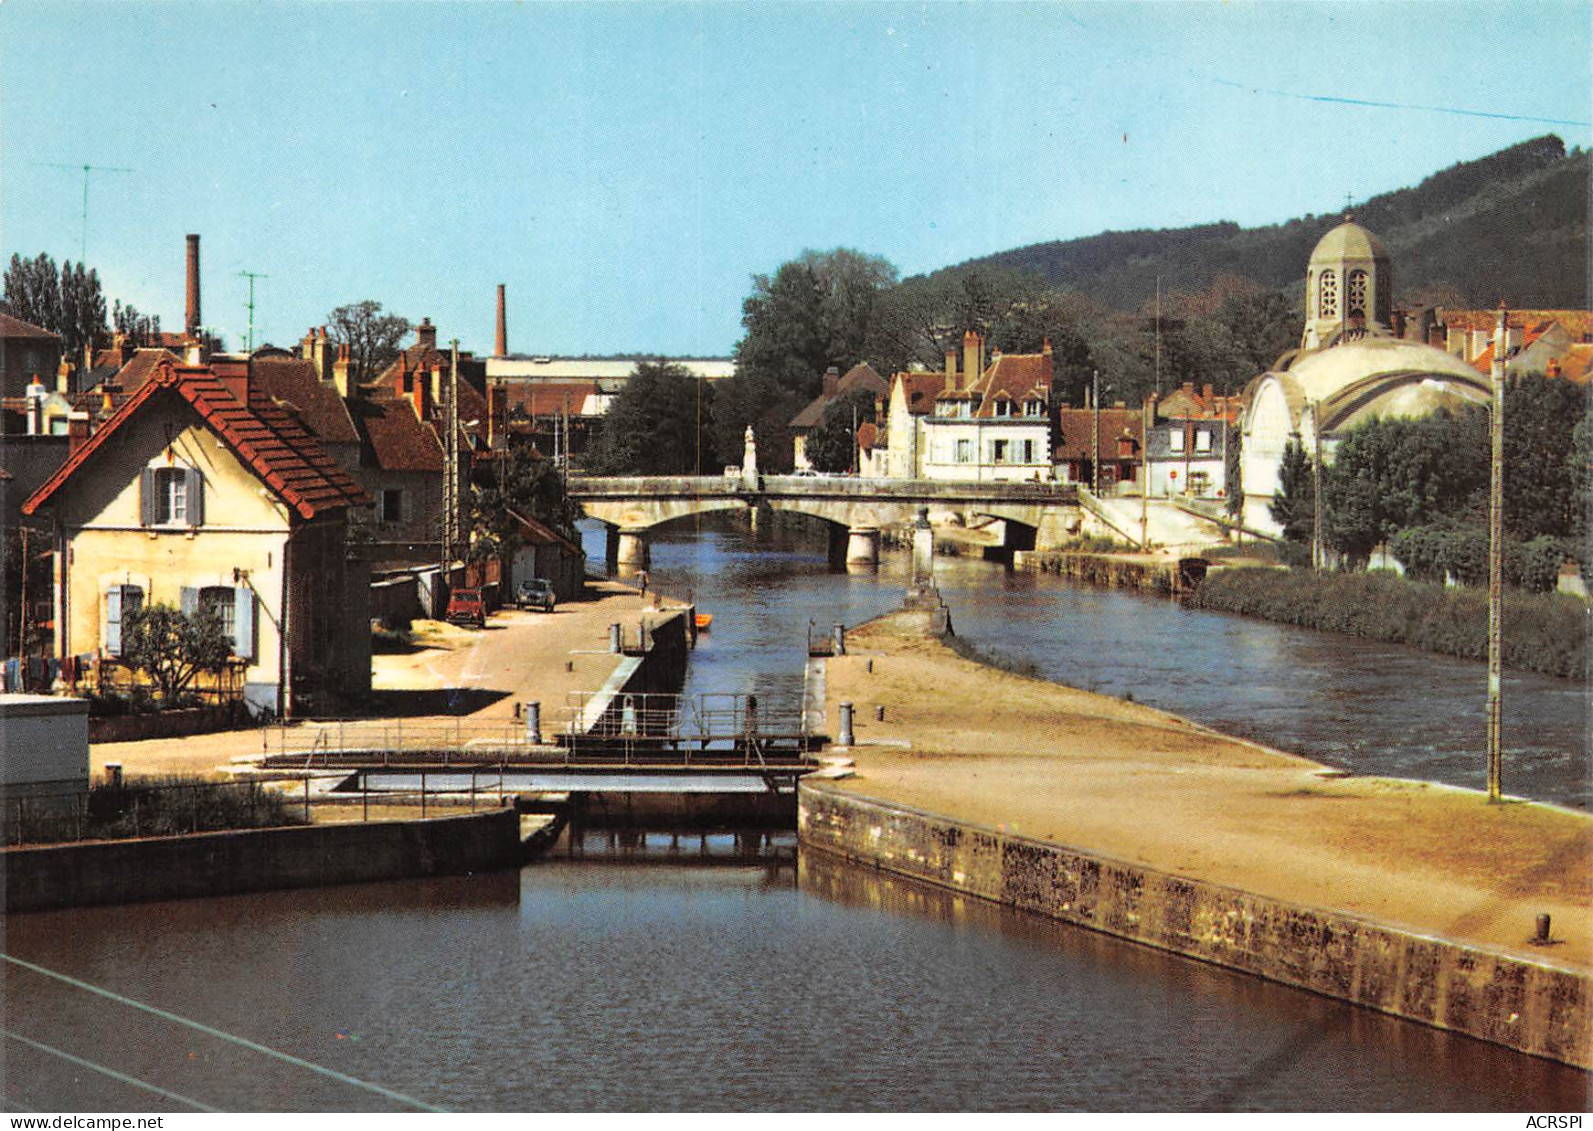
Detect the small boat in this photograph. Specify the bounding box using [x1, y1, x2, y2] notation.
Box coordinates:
[694, 613, 714, 631]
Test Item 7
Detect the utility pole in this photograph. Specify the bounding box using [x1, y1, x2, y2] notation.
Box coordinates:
[1091, 369, 1101, 495]
[1154, 275, 1163, 396]
[1486, 304, 1508, 801]
[1311, 403, 1325, 573]
[1140, 394, 1150, 549]
[237, 271, 268, 352]
[36, 162, 132, 261]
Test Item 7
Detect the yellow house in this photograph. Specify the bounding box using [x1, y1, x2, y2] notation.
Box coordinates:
[23, 357, 372, 718]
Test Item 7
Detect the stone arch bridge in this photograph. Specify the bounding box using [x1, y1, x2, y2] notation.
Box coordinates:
[568, 474, 1082, 569]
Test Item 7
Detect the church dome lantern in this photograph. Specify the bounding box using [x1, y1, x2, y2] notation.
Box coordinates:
[1303, 214, 1392, 351]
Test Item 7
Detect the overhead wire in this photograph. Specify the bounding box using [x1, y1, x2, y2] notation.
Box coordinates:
[2, 954, 446, 1113]
[2, 1029, 220, 1113]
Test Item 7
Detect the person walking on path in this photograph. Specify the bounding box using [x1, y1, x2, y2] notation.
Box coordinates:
[636, 569, 649, 596]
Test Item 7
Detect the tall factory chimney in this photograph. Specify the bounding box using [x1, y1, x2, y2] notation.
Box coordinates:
[185, 234, 202, 337]
[495, 284, 508, 357]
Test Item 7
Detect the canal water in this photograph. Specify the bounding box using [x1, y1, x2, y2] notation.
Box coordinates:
[5, 860, 1587, 1111]
[616, 514, 1587, 810]
[5, 513, 1587, 1112]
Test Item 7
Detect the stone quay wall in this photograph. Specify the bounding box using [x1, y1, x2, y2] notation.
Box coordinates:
[3, 808, 521, 913]
[798, 783, 1591, 1069]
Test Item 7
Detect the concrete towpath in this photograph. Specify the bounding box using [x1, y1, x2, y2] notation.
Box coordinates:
[817, 611, 1593, 973]
[91, 581, 681, 779]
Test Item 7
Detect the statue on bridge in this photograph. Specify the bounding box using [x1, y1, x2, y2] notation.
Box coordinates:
[741, 424, 759, 491]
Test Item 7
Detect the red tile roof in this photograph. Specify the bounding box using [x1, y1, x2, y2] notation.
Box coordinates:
[1441, 309, 1593, 338]
[508, 508, 582, 555]
[790, 363, 889, 429]
[893, 371, 949, 416]
[505, 381, 601, 417]
[856, 420, 879, 451]
[250, 356, 360, 445]
[111, 348, 182, 395]
[970, 352, 1052, 419]
[1054, 408, 1142, 461]
[355, 389, 444, 472]
[0, 313, 60, 340]
[23, 360, 369, 520]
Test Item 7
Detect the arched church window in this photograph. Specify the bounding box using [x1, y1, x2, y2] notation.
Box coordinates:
[1318, 270, 1338, 319]
[1347, 270, 1368, 318]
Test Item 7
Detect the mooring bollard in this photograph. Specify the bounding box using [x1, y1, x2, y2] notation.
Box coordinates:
[875, 704, 885, 722]
[866, 658, 874, 674]
[525, 701, 541, 745]
[609, 623, 622, 653]
[832, 623, 846, 656]
[1535, 913, 1552, 944]
[105, 763, 123, 789]
[839, 701, 855, 746]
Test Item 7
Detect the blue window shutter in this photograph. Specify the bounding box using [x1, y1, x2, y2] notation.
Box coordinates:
[140, 468, 157, 526]
[187, 468, 204, 527]
[234, 586, 255, 660]
[105, 587, 122, 655]
[180, 586, 198, 616]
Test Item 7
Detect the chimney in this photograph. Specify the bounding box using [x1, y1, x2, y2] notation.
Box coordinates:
[488, 383, 508, 450]
[185, 234, 201, 336]
[413, 360, 436, 419]
[1392, 309, 1407, 339]
[1203, 384, 1214, 411]
[1182, 381, 1195, 401]
[944, 347, 958, 384]
[332, 344, 354, 399]
[822, 366, 840, 397]
[1548, 357, 1562, 378]
[214, 357, 249, 405]
[301, 327, 316, 361]
[82, 341, 94, 377]
[185, 341, 205, 366]
[962, 331, 982, 392]
[415, 317, 437, 353]
[68, 411, 91, 454]
[494, 285, 507, 358]
[57, 356, 74, 396]
[311, 327, 329, 380]
[25, 376, 46, 435]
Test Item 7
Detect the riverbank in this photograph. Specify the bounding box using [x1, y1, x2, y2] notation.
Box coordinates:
[801, 610, 1593, 1067]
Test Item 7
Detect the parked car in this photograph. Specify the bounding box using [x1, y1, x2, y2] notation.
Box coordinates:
[515, 578, 557, 612]
[444, 587, 486, 628]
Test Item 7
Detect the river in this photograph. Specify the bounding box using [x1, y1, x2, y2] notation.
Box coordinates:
[3, 514, 1586, 1112]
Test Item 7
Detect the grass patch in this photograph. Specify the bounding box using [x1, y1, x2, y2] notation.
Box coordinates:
[1189, 568, 1586, 680]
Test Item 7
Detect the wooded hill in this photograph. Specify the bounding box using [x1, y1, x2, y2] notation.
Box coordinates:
[935, 135, 1588, 312]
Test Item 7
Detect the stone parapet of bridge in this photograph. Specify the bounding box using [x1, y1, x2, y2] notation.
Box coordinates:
[569, 474, 1081, 556]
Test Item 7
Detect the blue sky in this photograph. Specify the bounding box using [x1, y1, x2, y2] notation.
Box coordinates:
[3, 1, 1588, 357]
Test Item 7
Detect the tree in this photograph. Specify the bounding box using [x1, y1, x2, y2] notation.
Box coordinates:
[2, 253, 62, 333]
[734, 249, 897, 403]
[119, 603, 233, 703]
[805, 388, 879, 473]
[327, 301, 410, 387]
[1501, 372, 1586, 542]
[59, 260, 109, 358]
[584, 361, 717, 476]
[1269, 438, 1315, 548]
[112, 298, 162, 347]
[468, 445, 582, 565]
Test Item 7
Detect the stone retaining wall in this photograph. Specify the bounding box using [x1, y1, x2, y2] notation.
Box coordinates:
[2, 808, 521, 913]
[798, 783, 1591, 1069]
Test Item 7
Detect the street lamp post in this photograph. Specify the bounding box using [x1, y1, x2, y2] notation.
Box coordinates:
[1486, 305, 1507, 801]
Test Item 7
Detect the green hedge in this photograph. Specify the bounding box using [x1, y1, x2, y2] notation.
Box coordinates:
[1189, 568, 1586, 680]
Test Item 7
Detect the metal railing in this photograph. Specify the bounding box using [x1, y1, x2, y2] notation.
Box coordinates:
[3, 777, 314, 847]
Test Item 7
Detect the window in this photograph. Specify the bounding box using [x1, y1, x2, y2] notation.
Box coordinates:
[183, 585, 254, 659]
[380, 488, 406, 524]
[1195, 430, 1212, 453]
[955, 438, 972, 463]
[1169, 429, 1185, 453]
[104, 584, 144, 656]
[140, 467, 202, 528]
[1024, 400, 1044, 418]
[992, 399, 1011, 418]
[200, 586, 235, 640]
[1318, 269, 1338, 319]
[1020, 439, 1035, 464]
[991, 439, 1009, 464]
[1347, 270, 1368, 318]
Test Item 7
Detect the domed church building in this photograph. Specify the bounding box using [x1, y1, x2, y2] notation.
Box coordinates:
[1238, 216, 1491, 536]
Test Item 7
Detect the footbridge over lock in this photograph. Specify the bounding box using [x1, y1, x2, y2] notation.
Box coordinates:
[569, 474, 1083, 569]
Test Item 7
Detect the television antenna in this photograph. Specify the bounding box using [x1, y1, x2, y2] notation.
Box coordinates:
[238, 270, 269, 352]
[35, 162, 134, 261]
